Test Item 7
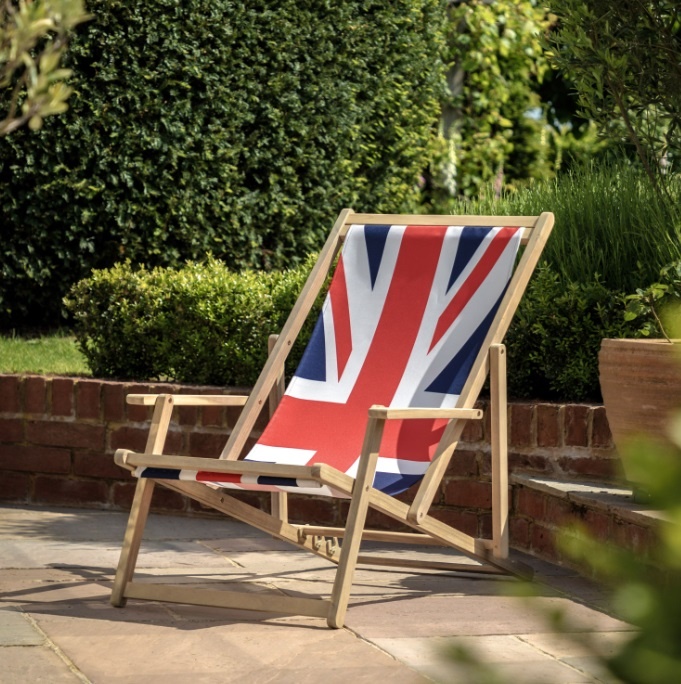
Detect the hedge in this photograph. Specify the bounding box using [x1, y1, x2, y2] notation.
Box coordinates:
[0, 0, 445, 328]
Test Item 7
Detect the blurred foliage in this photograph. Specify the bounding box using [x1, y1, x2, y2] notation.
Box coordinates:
[547, 0, 681, 188]
[560, 401, 681, 681]
[0, 0, 89, 136]
[0, 0, 445, 328]
[64, 256, 319, 385]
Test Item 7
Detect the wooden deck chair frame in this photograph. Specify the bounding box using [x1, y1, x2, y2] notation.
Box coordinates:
[111, 208, 554, 628]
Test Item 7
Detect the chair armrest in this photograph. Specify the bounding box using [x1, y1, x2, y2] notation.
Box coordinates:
[126, 394, 249, 407]
[367, 405, 482, 421]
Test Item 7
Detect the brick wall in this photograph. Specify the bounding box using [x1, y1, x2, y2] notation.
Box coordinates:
[0, 374, 622, 534]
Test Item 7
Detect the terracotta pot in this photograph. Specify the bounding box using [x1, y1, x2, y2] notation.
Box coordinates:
[599, 338, 681, 487]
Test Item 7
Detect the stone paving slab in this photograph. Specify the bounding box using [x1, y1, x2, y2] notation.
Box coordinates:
[0, 504, 634, 683]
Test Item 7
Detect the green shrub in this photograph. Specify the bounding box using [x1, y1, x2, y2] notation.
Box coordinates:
[506, 266, 638, 401]
[445, 161, 681, 294]
[64, 256, 318, 385]
[1, 0, 445, 328]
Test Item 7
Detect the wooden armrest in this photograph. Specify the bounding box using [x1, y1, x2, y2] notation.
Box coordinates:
[114, 449, 321, 480]
[126, 394, 249, 407]
[367, 405, 483, 420]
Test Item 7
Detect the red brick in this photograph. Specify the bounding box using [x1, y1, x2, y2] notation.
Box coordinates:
[510, 403, 534, 447]
[110, 480, 137, 509]
[428, 508, 478, 537]
[530, 524, 558, 561]
[76, 380, 101, 420]
[0, 470, 32, 501]
[178, 406, 198, 426]
[0, 417, 23, 443]
[443, 480, 492, 508]
[0, 375, 21, 413]
[446, 450, 479, 478]
[1, 444, 71, 474]
[189, 431, 228, 457]
[202, 405, 225, 427]
[461, 417, 484, 443]
[73, 450, 126, 479]
[536, 404, 562, 448]
[516, 487, 546, 519]
[27, 420, 105, 450]
[557, 455, 623, 481]
[150, 486, 189, 512]
[583, 508, 611, 542]
[34, 476, 109, 506]
[102, 382, 125, 422]
[110, 425, 149, 452]
[544, 497, 573, 527]
[565, 404, 589, 447]
[287, 495, 339, 526]
[24, 376, 47, 414]
[591, 406, 613, 448]
[51, 378, 74, 416]
[612, 520, 656, 557]
[478, 511, 493, 537]
[508, 452, 551, 474]
[510, 516, 530, 548]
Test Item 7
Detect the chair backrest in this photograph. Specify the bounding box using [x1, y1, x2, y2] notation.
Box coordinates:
[231, 211, 553, 497]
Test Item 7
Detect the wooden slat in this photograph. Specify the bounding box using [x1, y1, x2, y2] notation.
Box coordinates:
[115, 450, 322, 481]
[368, 406, 483, 420]
[124, 582, 331, 618]
[356, 555, 506, 575]
[295, 526, 449, 546]
[127, 394, 248, 406]
[490, 343, 509, 559]
[350, 213, 539, 227]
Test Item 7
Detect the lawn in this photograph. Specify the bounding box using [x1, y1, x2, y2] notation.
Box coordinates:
[0, 333, 91, 376]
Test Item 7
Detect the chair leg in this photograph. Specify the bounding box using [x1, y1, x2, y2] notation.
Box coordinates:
[111, 478, 155, 607]
[271, 491, 288, 522]
[327, 417, 384, 629]
[490, 343, 509, 559]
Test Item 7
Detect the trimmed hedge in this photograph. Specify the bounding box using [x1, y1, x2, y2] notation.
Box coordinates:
[67, 259, 639, 401]
[64, 256, 318, 385]
[0, 0, 445, 328]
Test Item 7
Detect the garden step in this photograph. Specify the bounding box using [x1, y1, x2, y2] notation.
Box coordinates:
[510, 474, 666, 569]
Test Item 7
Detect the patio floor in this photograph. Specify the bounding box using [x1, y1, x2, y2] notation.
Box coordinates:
[0, 504, 632, 683]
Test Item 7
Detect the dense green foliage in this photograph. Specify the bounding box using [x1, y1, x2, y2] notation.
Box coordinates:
[64, 257, 317, 385]
[548, 0, 681, 184]
[506, 267, 637, 400]
[0, 0, 445, 328]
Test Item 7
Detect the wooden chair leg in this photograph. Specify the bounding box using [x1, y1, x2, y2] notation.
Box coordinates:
[490, 343, 509, 559]
[271, 491, 288, 522]
[327, 416, 384, 628]
[111, 478, 155, 606]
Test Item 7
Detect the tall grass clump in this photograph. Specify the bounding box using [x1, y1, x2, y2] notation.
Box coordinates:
[446, 161, 681, 293]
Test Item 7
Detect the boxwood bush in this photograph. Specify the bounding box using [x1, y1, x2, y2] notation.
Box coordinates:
[0, 0, 445, 328]
[64, 256, 318, 385]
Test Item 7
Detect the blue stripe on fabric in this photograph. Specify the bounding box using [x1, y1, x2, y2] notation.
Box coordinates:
[257, 476, 300, 487]
[364, 224, 391, 289]
[139, 467, 181, 480]
[447, 226, 492, 293]
[293, 313, 326, 381]
[373, 471, 423, 496]
[425, 291, 504, 396]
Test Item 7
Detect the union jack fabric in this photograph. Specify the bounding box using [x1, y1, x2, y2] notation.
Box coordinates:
[137, 223, 522, 497]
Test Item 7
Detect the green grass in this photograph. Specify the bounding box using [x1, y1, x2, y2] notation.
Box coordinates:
[0, 333, 91, 376]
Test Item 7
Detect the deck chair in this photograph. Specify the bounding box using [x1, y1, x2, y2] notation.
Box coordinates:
[111, 208, 554, 628]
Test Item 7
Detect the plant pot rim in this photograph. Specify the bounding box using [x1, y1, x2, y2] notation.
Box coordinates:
[601, 338, 680, 350]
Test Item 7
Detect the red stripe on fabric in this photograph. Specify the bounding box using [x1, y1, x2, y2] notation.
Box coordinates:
[428, 227, 517, 352]
[195, 471, 242, 483]
[329, 255, 353, 378]
[258, 226, 447, 473]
